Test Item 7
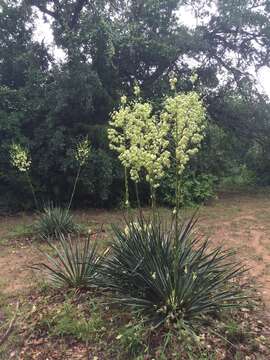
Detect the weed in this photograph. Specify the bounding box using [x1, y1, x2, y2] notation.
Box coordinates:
[116, 320, 147, 357]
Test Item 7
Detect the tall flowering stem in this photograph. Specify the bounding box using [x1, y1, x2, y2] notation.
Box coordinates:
[108, 79, 206, 224]
[68, 137, 91, 210]
[124, 166, 130, 210]
[161, 78, 206, 227]
[108, 86, 170, 214]
[10, 143, 38, 209]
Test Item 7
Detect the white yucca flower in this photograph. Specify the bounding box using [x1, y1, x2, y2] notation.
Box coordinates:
[10, 143, 31, 172]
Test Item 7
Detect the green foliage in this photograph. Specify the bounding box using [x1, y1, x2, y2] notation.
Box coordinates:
[103, 216, 246, 327]
[1, 1, 270, 210]
[116, 321, 146, 357]
[36, 235, 102, 289]
[160, 171, 217, 207]
[221, 165, 256, 188]
[47, 300, 104, 342]
[35, 205, 78, 240]
[223, 320, 247, 343]
[79, 148, 122, 207]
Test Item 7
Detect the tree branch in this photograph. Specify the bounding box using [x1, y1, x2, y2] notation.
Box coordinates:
[30, 0, 59, 20]
[69, 0, 89, 29]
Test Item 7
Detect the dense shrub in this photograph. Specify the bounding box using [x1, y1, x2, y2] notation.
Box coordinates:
[159, 170, 217, 207]
[102, 216, 246, 327]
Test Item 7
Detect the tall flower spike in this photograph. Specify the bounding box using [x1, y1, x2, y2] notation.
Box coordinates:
[190, 73, 198, 84]
[169, 77, 177, 91]
[133, 84, 140, 97]
[161, 91, 206, 176]
[10, 143, 31, 173]
[108, 99, 170, 187]
[75, 137, 91, 166]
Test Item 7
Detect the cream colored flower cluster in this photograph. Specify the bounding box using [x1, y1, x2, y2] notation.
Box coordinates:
[108, 95, 170, 187]
[124, 221, 152, 236]
[10, 143, 31, 173]
[161, 91, 206, 175]
[75, 137, 91, 166]
[108, 79, 206, 189]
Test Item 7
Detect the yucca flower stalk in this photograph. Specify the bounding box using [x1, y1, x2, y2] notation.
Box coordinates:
[68, 137, 91, 210]
[9, 143, 38, 209]
[108, 78, 206, 217]
[161, 76, 206, 227]
[108, 85, 170, 212]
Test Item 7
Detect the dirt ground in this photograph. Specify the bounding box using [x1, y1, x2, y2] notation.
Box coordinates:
[0, 190, 270, 358]
[0, 191, 270, 306]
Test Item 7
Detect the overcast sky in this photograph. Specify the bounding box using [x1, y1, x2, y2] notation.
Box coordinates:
[33, 7, 270, 98]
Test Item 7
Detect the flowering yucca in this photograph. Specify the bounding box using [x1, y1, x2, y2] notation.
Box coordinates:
[169, 76, 177, 91]
[108, 87, 170, 189]
[105, 78, 246, 332]
[10, 143, 31, 173]
[68, 137, 91, 210]
[9, 143, 38, 208]
[108, 77, 206, 210]
[161, 91, 206, 175]
[75, 137, 91, 166]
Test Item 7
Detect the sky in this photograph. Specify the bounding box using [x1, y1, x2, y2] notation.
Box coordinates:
[33, 7, 270, 98]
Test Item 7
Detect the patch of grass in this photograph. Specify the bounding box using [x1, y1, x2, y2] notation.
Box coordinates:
[223, 320, 247, 343]
[116, 320, 147, 357]
[0, 223, 34, 245]
[47, 300, 105, 342]
[0, 293, 22, 359]
[8, 284, 270, 360]
[7, 223, 34, 239]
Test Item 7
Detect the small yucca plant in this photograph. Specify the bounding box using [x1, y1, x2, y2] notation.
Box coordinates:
[102, 216, 246, 327]
[35, 205, 78, 240]
[35, 235, 102, 289]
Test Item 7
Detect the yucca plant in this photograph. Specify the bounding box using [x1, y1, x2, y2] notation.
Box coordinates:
[102, 216, 246, 327]
[35, 205, 78, 240]
[35, 235, 102, 289]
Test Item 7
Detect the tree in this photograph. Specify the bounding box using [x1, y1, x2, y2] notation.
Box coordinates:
[1, 0, 270, 210]
[28, 0, 270, 134]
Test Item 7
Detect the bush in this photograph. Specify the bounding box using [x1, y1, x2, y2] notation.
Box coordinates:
[35, 235, 102, 289]
[159, 171, 217, 207]
[35, 205, 78, 240]
[220, 164, 256, 188]
[102, 216, 246, 327]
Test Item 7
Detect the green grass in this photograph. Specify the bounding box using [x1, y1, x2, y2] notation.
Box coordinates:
[0, 223, 34, 245]
[0, 292, 22, 359]
[43, 299, 105, 342]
